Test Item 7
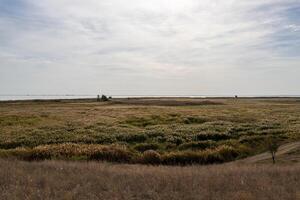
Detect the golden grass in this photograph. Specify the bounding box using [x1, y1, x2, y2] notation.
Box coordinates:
[0, 159, 299, 200]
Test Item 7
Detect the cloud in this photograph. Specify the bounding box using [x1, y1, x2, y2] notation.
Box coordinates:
[0, 0, 299, 95]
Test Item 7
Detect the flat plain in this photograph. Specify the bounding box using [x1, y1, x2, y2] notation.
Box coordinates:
[1, 98, 300, 199]
[0, 98, 299, 164]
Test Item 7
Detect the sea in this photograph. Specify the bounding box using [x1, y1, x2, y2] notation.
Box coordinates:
[0, 95, 300, 101]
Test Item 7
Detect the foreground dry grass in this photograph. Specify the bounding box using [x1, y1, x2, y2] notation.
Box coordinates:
[1, 159, 300, 200]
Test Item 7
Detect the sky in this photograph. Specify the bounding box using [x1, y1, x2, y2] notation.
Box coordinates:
[0, 0, 300, 96]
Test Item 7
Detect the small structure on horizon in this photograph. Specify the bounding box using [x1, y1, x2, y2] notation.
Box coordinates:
[101, 94, 109, 101]
[97, 94, 109, 102]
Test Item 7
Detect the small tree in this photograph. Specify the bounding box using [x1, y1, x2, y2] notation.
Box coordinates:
[266, 138, 279, 164]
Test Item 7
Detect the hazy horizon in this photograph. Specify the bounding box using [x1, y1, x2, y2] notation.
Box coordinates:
[1, 0, 300, 96]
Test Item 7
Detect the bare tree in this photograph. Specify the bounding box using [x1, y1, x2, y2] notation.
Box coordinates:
[267, 138, 279, 164]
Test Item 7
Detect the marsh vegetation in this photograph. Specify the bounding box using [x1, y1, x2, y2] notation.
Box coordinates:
[0, 98, 299, 165]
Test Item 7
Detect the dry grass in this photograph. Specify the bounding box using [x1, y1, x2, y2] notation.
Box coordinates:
[0, 159, 299, 200]
[111, 98, 224, 106]
[0, 98, 300, 164]
[1, 98, 300, 199]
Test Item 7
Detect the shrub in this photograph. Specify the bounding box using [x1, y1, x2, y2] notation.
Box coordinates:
[155, 136, 167, 143]
[89, 146, 134, 163]
[94, 134, 117, 144]
[140, 150, 161, 165]
[166, 135, 184, 145]
[162, 145, 240, 165]
[165, 143, 177, 150]
[239, 135, 267, 145]
[0, 148, 51, 161]
[145, 131, 165, 138]
[25, 148, 52, 161]
[0, 144, 136, 162]
[216, 145, 240, 161]
[0, 141, 25, 149]
[124, 117, 157, 127]
[195, 133, 231, 141]
[178, 141, 217, 150]
[162, 151, 207, 165]
[134, 143, 159, 152]
[115, 133, 147, 143]
[183, 117, 207, 124]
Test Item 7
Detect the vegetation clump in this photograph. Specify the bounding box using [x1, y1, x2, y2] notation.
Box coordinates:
[134, 143, 160, 152]
[266, 137, 280, 164]
[141, 150, 161, 164]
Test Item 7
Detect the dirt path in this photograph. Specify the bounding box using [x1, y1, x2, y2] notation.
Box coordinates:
[239, 141, 300, 163]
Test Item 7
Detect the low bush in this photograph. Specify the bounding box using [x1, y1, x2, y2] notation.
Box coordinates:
[124, 117, 158, 127]
[178, 141, 217, 150]
[93, 134, 117, 144]
[134, 143, 160, 152]
[0, 147, 51, 161]
[239, 135, 267, 145]
[0, 143, 241, 165]
[165, 143, 177, 150]
[216, 145, 240, 161]
[89, 146, 134, 163]
[115, 133, 148, 143]
[162, 151, 208, 165]
[25, 148, 52, 161]
[195, 133, 231, 141]
[166, 135, 184, 145]
[0, 144, 136, 162]
[145, 131, 165, 138]
[183, 117, 208, 124]
[140, 150, 161, 165]
[162, 145, 240, 165]
[0, 141, 25, 149]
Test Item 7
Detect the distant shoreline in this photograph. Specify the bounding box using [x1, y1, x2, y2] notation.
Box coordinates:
[1, 95, 300, 102]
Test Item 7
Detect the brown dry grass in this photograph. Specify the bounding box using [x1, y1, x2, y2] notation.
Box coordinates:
[111, 98, 224, 106]
[0, 159, 299, 200]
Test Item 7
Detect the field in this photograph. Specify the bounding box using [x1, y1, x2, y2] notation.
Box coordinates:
[0, 97, 300, 164]
[0, 159, 299, 200]
[1, 97, 300, 199]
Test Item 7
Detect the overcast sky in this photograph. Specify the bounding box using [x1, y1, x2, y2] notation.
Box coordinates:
[0, 0, 299, 96]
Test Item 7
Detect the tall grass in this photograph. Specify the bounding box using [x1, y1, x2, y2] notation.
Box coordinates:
[0, 159, 299, 200]
[0, 143, 244, 165]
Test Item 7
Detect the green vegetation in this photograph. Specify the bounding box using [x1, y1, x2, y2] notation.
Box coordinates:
[0, 98, 299, 165]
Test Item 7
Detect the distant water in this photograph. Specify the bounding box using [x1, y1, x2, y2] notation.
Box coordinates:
[0, 95, 300, 101]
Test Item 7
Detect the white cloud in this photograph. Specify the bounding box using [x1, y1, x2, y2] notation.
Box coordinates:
[0, 0, 299, 95]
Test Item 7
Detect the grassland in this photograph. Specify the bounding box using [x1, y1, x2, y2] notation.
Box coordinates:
[0, 159, 299, 200]
[0, 98, 300, 164]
